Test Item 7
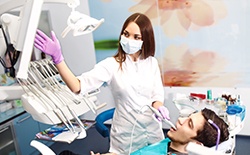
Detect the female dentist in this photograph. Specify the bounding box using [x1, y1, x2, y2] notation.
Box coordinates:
[34, 12, 170, 155]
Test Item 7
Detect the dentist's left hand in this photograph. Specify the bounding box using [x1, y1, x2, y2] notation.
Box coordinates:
[158, 106, 170, 120]
[34, 29, 64, 64]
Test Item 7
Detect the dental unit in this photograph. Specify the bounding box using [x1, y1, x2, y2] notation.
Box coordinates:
[0, 0, 104, 140]
[0, 0, 104, 79]
[0, 1, 244, 155]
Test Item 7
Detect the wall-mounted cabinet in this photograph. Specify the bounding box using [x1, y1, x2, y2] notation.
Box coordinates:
[13, 112, 40, 155]
[0, 108, 54, 155]
[0, 121, 18, 155]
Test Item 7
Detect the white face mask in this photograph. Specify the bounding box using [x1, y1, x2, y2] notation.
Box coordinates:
[120, 35, 143, 54]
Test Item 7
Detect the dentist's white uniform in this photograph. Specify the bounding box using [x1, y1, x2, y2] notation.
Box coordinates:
[77, 55, 164, 155]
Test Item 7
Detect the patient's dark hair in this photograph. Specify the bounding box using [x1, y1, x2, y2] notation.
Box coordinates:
[195, 108, 229, 147]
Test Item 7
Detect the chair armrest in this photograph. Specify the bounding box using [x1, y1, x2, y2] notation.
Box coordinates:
[95, 108, 115, 138]
[30, 140, 56, 155]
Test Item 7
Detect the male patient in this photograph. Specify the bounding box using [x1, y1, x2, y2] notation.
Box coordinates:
[90, 108, 229, 155]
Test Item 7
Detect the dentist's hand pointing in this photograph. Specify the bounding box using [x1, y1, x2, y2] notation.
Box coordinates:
[34, 29, 64, 64]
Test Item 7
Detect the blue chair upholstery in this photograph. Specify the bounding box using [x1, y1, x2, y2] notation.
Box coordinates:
[95, 108, 115, 138]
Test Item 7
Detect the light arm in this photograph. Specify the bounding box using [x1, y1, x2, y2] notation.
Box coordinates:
[15, 0, 44, 79]
[0, 0, 79, 79]
[0, 0, 79, 15]
[0, 0, 103, 79]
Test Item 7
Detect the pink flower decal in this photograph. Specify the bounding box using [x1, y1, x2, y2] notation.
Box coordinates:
[129, 0, 227, 37]
[158, 45, 240, 87]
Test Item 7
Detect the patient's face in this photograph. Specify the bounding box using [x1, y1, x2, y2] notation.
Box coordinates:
[167, 112, 206, 144]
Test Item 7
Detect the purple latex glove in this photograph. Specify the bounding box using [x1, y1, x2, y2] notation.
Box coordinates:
[34, 30, 64, 64]
[158, 106, 170, 120]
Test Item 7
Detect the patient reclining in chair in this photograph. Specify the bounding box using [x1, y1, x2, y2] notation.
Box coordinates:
[90, 108, 229, 155]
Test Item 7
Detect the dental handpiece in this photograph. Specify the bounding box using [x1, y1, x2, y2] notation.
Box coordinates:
[162, 119, 177, 130]
[148, 106, 177, 130]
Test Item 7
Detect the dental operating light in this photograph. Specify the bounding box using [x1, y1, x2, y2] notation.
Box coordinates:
[61, 9, 104, 38]
[0, 0, 104, 79]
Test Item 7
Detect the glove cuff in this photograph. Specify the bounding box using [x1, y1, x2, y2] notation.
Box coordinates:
[53, 53, 64, 64]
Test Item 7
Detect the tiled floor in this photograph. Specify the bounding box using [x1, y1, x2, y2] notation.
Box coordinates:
[49, 126, 109, 155]
[235, 135, 250, 155]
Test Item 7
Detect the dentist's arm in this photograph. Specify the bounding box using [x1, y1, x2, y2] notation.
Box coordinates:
[152, 101, 170, 120]
[56, 61, 81, 93]
[34, 29, 81, 93]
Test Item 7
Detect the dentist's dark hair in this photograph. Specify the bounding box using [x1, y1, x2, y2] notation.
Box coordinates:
[114, 13, 155, 69]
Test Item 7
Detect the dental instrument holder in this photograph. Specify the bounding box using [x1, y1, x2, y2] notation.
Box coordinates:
[19, 59, 104, 140]
[82, 89, 107, 114]
[0, 0, 105, 141]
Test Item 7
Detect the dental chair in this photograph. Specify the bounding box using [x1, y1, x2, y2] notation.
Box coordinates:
[30, 108, 115, 155]
[95, 108, 115, 140]
[30, 140, 56, 155]
[94, 108, 235, 155]
[31, 140, 82, 155]
[187, 142, 228, 155]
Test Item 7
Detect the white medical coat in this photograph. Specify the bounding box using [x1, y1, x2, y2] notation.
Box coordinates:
[77, 55, 165, 154]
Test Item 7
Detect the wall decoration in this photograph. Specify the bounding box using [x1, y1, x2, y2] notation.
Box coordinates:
[89, 0, 250, 87]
